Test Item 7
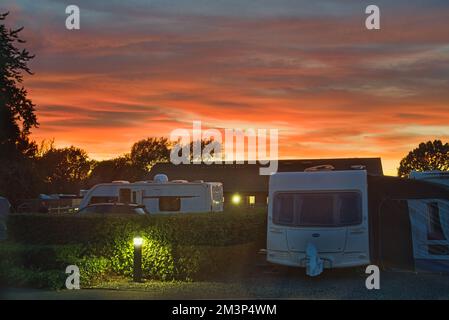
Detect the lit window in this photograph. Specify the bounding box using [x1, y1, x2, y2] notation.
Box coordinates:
[248, 196, 256, 206]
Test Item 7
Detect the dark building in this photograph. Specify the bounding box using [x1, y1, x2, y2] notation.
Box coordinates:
[148, 158, 383, 207]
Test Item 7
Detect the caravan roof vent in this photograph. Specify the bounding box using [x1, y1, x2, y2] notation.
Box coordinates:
[112, 180, 130, 184]
[154, 174, 169, 183]
[193, 180, 204, 183]
[172, 180, 189, 183]
[304, 164, 335, 172]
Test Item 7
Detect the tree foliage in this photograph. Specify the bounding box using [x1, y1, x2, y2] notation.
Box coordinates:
[398, 140, 449, 177]
[88, 154, 146, 186]
[36, 146, 93, 194]
[130, 137, 171, 171]
[0, 12, 38, 158]
[0, 12, 38, 204]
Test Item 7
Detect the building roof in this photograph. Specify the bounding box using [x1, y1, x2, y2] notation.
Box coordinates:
[148, 158, 383, 193]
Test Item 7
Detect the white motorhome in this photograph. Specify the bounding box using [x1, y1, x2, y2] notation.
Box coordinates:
[409, 171, 449, 188]
[79, 175, 223, 214]
[267, 170, 369, 275]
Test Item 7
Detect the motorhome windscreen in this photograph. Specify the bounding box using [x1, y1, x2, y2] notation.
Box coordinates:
[273, 192, 362, 227]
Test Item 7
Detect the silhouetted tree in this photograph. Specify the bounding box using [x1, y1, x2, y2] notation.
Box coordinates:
[88, 154, 146, 186]
[36, 146, 93, 194]
[0, 12, 38, 158]
[130, 137, 171, 171]
[188, 138, 221, 162]
[0, 12, 38, 204]
[398, 140, 449, 177]
[170, 138, 222, 162]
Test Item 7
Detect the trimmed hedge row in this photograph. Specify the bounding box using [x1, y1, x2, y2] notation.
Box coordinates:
[3, 208, 267, 286]
[7, 209, 266, 246]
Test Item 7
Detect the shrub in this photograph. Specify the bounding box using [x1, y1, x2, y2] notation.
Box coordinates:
[0, 243, 111, 288]
[0, 261, 66, 290]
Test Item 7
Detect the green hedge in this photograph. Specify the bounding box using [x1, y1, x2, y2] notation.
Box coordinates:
[7, 209, 266, 246]
[0, 243, 110, 289]
[2, 209, 267, 287]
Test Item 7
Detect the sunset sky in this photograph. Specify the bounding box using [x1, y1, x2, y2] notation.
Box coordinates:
[3, 0, 449, 175]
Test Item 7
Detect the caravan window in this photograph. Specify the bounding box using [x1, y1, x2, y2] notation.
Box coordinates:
[300, 194, 334, 226]
[427, 203, 446, 240]
[273, 194, 295, 225]
[273, 191, 362, 227]
[339, 193, 363, 225]
[159, 197, 181, 212]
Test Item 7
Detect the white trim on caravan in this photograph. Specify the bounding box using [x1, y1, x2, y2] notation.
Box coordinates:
[80, 178, 223, 214]
[267, 170, 369, 274]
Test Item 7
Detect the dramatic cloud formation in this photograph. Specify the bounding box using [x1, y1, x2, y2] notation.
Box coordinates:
[3, 0, 449, 174]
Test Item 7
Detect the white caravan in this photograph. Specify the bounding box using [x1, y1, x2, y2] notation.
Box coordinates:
[267, 170, 369, 275]
[409, 171, 449, 188]
[79, 176, 223, 214]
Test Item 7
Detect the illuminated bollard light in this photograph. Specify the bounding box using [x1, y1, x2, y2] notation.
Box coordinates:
[133, 236, 143, 282]
[231, 194, 241, 205]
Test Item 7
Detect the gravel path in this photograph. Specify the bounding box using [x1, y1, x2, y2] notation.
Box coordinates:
[2, 266, 449, 300]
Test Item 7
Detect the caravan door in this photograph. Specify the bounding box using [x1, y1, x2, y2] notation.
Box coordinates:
[119, 188, 144, 205]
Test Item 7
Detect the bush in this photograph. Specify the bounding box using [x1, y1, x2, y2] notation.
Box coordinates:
[0, 261, 66, 290]
[0, 243, 111, 288]
[2, 208, 267, 286]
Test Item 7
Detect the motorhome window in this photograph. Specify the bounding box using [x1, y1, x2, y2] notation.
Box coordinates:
[427, 203, 446, 240]
[273, 192, 362, 227]
[119, 189, 132, 204]
[273, 194, 295, 225]
[159, 197, 181, 211]
[212, 187, 222, 201]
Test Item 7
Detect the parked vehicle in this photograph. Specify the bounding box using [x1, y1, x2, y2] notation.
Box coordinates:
[267, 170, 449, 276]
[77, 203, 149, 215]
[79, 174, 224, 214]
[17, 194, 82, 214]
[267, 170, 369, 276]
